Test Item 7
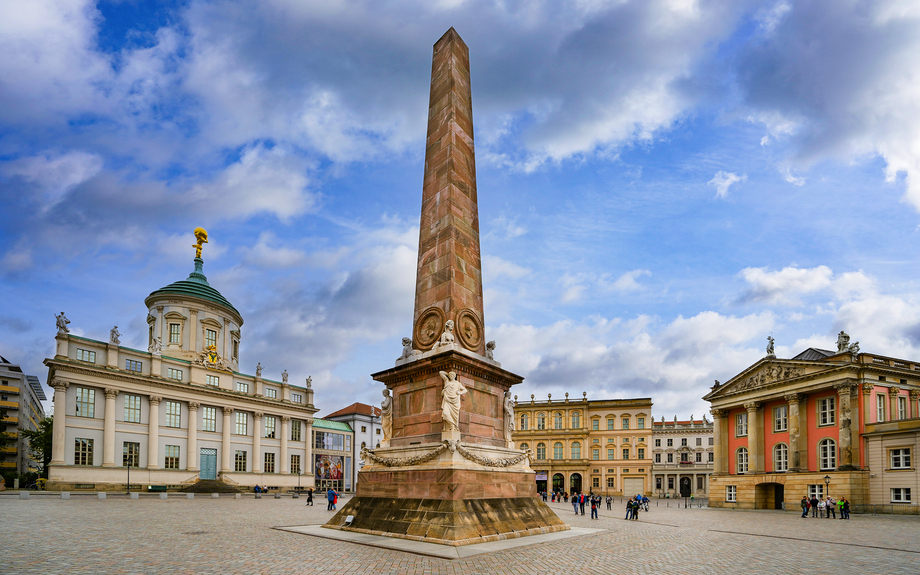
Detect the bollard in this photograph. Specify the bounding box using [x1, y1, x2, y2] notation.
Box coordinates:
[211, 493, 219, 499]
[274, 493, 281, 499]
[61, 492, 71, 500]
[187, 493, 194, 499]
[19, 491, 30, 500]
[130, 492, 139, 500]
[292, 493, 299, 499]
[255, 493, 262, 499]
[159, 493, 168, 500]
[98, 492, 107, 500]
[235, 493, 241, 499]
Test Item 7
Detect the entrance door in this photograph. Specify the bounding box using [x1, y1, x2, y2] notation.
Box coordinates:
[623, 477, 644, 497]
[570, 473, 582, 493]
[680, 477, 691, 497]
[200, 448, 217, 480]
[552, 473, 564, 493]
[774, 484, 784, 510]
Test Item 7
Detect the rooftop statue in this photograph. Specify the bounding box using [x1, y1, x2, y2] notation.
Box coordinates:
[193, 227, 208, 259]
[766, 335, 775, 357]
[55, 312, 70, 334]
[486, 340, 496, 360]
[110, 326, 121, 345]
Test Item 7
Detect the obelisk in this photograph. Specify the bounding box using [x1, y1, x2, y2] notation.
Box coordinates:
[324, 28, 567, 546]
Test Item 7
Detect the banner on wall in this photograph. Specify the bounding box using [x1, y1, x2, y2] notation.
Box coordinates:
[534, 472, 548, 481]
[314, 454, 344, 480]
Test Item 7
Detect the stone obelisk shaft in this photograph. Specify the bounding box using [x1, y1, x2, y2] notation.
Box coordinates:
[412, 27, 485, 355]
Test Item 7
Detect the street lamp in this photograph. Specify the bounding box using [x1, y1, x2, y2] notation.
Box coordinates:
[297, 467, 302, 492]
[823, 474, 831, 496]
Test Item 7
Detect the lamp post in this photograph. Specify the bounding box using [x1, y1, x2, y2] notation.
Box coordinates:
[297, 467, 302, 492]
[126, 460, 131, 495]
[823, 474, 831, 497]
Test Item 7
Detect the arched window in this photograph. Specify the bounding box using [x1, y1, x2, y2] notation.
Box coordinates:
[553, 442, 563, 459]
[773, 443, 788, 472]
[520, 442, 529, 450]
[571, 412, 581, 429]
[819, 439, 837, 470]
[571, 442, 581, 460]
[536, 443, 546, 460]
[537, 412, 546, 430]
[554, 412, 563, 429]
[736, 447, 748, 474]
[520, 413, 529, 430]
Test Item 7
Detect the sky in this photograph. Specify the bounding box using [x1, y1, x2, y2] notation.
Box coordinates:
[3, 0, 920, 421]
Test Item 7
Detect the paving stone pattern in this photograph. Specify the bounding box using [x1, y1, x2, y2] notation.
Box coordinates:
[2, 494, 919, 574]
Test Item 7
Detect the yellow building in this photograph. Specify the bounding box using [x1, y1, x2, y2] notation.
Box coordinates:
[511, 393, 652, 496]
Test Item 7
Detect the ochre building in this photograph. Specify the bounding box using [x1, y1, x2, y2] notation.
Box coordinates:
[705, 333, 920, 512]
[512, 394, 653, 496]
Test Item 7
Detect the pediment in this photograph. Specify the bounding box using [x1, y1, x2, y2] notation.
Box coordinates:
[706, 360, 808, 399]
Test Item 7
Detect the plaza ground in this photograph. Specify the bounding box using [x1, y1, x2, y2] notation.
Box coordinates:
[2, 493, 918, 574]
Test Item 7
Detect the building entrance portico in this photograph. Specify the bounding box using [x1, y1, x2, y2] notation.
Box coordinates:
[754, 482, 785, 510]
[680, 477, 691, 497]
[200, 448, 217, 480]
[552, 473, 564, 492]
[570, 473, 582, 493]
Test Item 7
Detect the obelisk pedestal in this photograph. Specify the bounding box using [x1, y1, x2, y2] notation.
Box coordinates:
[323, 28, 566, 546]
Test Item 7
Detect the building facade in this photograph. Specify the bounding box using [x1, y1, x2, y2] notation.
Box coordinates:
[0, 357, 47, 474]
[312, 418, 354, 493]
[705, 333, 920, 511]
[324, 402, 381, 491]
[652, 416, 713, 498]
[44, 237, 320, 491]
[511, 394, 653, 495]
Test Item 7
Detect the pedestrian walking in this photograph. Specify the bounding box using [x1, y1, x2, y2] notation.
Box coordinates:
[625, 498, 633, 520]
[606, 496, 612, 510]
[800, 495, 809, 518]
[841, 497, 850, 520]
[326, 488, 336, 511]
[590, 495, 599, 519]
[579, 492, 586, 515]
[573, 492, 580, 515]
[306, 487, 314, 506]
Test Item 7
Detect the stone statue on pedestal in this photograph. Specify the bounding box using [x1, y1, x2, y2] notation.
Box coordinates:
[439, 370, 466, 431]
[305, 376, 312, 389]
[110, 326, 121, 345]
[380, 389, 393, 444]
[282, 370, 288, 384]
[256, 362, 262, 377]
[399, 337, 420, 359]
[149, 337, 162, 356]
[766, 335, 775, 357]
[438, 320, 455, 347]
[486, 340, 496, 360]
[55, 312, 70, 334]
[504, 390, 515, 447]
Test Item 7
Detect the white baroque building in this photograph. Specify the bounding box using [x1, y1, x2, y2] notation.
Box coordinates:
[45, 237, 319, 491]
[651, 416, 714, 498]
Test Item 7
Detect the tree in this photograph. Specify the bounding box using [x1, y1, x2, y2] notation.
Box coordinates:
[22, 416, 53, 479]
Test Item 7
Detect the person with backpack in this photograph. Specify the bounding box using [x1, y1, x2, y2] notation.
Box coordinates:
[590, 495, 599, 519]
[800, 495, 809, 518]
[579, 492, 586, 515]
[625, 498, 634, 520]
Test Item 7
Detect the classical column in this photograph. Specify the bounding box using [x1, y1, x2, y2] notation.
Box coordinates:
[744, 402, 762, 473]
[156, 305, 164, 344]
[147, 396, 161, 469]
[305, 419, 314, 475]
[103, 388, 118, 467]
[187, 402, 200, 471]
[785, 394, 802, 471]
[50, 380, 69, 465]
[710, 409, 725, 475]
[252, 412, 263, 473]
[911, 390, 920, 420]
[189, 308, 198, 351]
[221, 407, 234, 472]
[862, 382, 874, 424]
[835, 383, 856, 470]
[889, 387, 901, 420]
[281, 416, 290, 474]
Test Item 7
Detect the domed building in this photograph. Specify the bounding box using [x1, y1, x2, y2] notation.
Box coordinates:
[44, 230, 331, 493]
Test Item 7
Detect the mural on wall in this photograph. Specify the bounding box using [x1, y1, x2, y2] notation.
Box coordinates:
[315, 454, 344, 480]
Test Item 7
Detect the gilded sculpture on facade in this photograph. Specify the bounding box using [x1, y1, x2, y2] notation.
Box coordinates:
[192, 227, 208, 258]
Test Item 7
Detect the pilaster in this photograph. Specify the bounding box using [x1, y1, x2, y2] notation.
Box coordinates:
[147, 396, 161, 469]
[103, 388, 118, 468]
[187, 402, 200, 471]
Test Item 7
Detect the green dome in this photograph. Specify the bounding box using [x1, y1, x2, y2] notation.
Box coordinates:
[146, 258, 242, 322]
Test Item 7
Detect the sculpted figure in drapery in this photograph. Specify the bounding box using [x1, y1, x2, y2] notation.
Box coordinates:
[439, 370, 467, 431]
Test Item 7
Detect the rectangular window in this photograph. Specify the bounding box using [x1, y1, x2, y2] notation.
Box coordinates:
[75, 387, 95, 418]
[206, 329, 217, 348]
[726, 486, 737, 502]
[206, 375, 219, 387]
[124, 394, 141, 423]
[622, 418, 629, 430]
[314, 431, 345, 451]
[265, 388, 277, 399]
[291, 421, 302, 442]
[607, 419, 615, 430]
[592, 448, 599, 460]
[76, 349, 96, 363]
[655, 453, 661, 463]
[891, 488, 912, 503]
[169, 323, 181, 343]
[291, 454, 301, 475]
[232, 340, 239, 360]
[637, 417, 645, 429]
[123, 441, 140, 467]
[265, 416, 276, 438]
[593, 477, 600, 488]
[164, 445, 180, 469]
[681, 452, 690, 462]
[877, 394, 886, 422]
[623, 448, 630, 460]
[235, 412, 248, 435]
[698, 476, 704, 490]
[638, 448, 645, 459]
[345, 436, 351, 451]
[655, 439, 661, 447]
[167, 368, 183, 380]
[709, 437, 714, 445]
[592, 419, 599, 431]
[891, 448, 911, 469]
[736, 412, 748, 436]
[202, 407, 216, 432]
[681, 438, 688, 447]
[264, 452, 275, 473]
[237, 381, 249, 393]
[166, 401, 181, 428]
[622, 437, 628, 442]
[234, 450, 247, 472]
[695, 452, 702, 463]
[709, 452, 714, 462]
[808, 484, 824, 500]
[667, 453, 673, 463]
[696, 438, 702, 446]
[74, 438, 94, 465]
[667, 438, 673, 447]
[898, 396, 907, 420]
[361, 426, 367, 433]
[292, 393, 302, 403]
[609, 448, 615, 460]
[774, 405, 788, 432]
[607, 477, 615, 488]
[125, 359, 143, 372]
[818, 397, 836, 426]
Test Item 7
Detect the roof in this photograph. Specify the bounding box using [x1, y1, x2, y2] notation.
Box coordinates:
[26, 375, 46, 401]
[792, 348, 837, 361]
[653, 419, 709, 427]
[145, 258, 242, 322]
[324, 402, 381, 419]
[312, 418, 353, 432]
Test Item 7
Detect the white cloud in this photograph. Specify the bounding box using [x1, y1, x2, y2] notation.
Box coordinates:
[612, 269, 651, 291]
[482, 255, 531, 281]
[738, 265, 834, 305]
[708, 171, 746, 198]
[4, 151, 103, 210]
[781, 166, 805, 186]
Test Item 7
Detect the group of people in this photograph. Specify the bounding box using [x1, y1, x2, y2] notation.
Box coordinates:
[566, 492, 607, 519]
[800, 495, 850, 519]
[625, 494, 649, 520]
[546, 490, 650, 522]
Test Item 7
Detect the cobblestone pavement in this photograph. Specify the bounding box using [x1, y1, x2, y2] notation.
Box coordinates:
[2, 494, 919, 574]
